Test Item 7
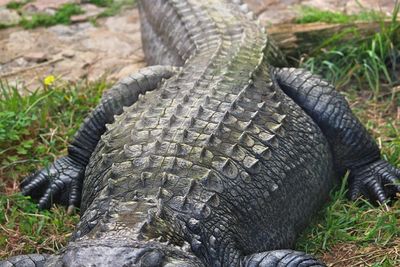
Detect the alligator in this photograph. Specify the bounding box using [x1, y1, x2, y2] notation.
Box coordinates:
[2, 0, 399, 266]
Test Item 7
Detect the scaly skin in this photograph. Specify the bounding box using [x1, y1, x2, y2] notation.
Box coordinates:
[3, 0, 398, 266]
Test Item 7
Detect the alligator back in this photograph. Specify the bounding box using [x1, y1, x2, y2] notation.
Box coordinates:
[74, 0, 336, 258]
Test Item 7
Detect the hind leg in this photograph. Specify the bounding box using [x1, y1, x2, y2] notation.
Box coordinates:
[21, 66, 179, 211]
[273, 67, 400, 203]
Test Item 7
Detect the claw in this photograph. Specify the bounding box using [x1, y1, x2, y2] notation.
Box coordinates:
[348, 179, 362, 201]
[367, 180, 387, 204]
[21, 171, 49, 198]
[20, 156, 85, 210]
[349, 159, 400, 205]
[38, 182, 62, 209]
[381, 170, 400, 198]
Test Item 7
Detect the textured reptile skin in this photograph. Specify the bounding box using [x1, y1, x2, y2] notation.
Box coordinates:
[273, 68, 400, 204]
[20, 65, 179, 210]
[74, 2, 332, 265]
[5, 0, 398, 266]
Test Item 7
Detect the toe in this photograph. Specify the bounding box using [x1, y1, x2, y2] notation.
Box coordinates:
[38, 182, 63, 209]
[20, 171, 49, 198]
[348, 178, 362, 201]
[365, 177, 388, 204]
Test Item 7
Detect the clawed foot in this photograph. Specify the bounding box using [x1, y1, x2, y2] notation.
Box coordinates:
[242, 250, 326, 267]
[348, 159, 400, 204]
[20, 156, 85, 211]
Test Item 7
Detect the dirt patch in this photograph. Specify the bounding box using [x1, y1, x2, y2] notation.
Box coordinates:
[321, 239, 400, 266]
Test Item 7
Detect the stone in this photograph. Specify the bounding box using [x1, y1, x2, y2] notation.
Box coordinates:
[70, 14, 89, 23]
[24, 52, 48, 63]
[82, 3, 104, 17]
[82, 32, 135, 57]
[0, 7, 20, 26]
[105, 9, 140, 33]
[258, 7, 298, 24]
[346, 0, 394, 16]
[244, 0, 302, 24]
[62, 50, 75, 58]
[70, 4, 104, 23]
[13, 57, 29, 68]
[301, 0, 340, 12]
[23, 0, 80, 13]
[7, 31, 36, 51]
[48, 24, 78, 37]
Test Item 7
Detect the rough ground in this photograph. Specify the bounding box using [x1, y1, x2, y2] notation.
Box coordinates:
[0, 0, 396, 91]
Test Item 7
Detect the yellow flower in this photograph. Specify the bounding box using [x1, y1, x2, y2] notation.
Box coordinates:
[44, 75, 55, 86]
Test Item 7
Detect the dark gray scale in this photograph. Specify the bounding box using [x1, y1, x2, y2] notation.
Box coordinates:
[72, 0, 257, 239]
[20, 65, 179, 212]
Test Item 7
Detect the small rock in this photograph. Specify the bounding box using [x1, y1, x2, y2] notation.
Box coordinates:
[43, 8, 57, 16]
[74, 22, 95, 33]
[62, 50, 75, 58]
[301, 0, 345, 12]
[259, 8, 298, 24]
[24, 52, 48, 63]
[81, 3, 104, 17]
[23, 0, 80, 14]
[48, 24, 76, 37]
[71, 14, 89, 23]
[7, 31, 36, 51]
[0, 7, 20, 26]
[70, 4, 104, 23]
[14, 57, 28, 67]
[346, 0, 394, 16]
[105, 10, 140, 33]
[82, 32, 135, 56]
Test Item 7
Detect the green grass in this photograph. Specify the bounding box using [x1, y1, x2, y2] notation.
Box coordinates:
[0, 23, 12, 30]
[296, 6, 386, 24]
[96, 0, 137, 18]
[298, 4, 400, 100]
[87, 0, 114, 7]
[0, 79, 108, 258]
[297, 173, 400, 265]
[82, 0, 137, 17]
[5, 0, 32, 10]
[86, 0, 137, 26]
[19, 3, 84, 29]
[0, 194, 79, 258]
[3, 0, 136, 29]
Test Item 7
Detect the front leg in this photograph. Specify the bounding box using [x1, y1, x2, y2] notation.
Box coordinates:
[273, 68, 400, 203]
[21, 65, 179, 211]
